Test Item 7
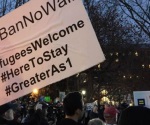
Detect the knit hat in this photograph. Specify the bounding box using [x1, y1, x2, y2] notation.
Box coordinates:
[104, 106, 118, 117]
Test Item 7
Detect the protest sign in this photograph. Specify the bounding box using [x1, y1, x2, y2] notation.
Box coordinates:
[133, 91, 150, 108]
[0, 0, 105, 105]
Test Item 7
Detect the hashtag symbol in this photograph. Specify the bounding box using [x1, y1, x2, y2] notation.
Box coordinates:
[5, 85, 11, 96]
[1, 72, 7, 82]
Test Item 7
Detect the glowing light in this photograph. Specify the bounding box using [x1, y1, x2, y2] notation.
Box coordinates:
[110, 53, 113, 56]
[83, 80, 87, 83]
[101, 96, 109, 102]
[129, 103, 133, 106]
[115, 59, 119, 62]
[98, 64, 101, 68]
[135, 52, 138, 56]
[101, 90, 108, 95]
[76, 73, 79, 77]
[81, 90, 86, 95]
[116, 52, 118, 56]
[142, 64, 145, 68]
[33, 89, 38, 95]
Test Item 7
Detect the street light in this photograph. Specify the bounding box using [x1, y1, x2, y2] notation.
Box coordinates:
[81, 90, 86, 102]
[33, 88, 38, 95]
[81, 90, 86, 95]
[30, 88, 39, 102]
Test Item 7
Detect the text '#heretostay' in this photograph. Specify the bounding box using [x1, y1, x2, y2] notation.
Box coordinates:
[5, 57, 72, 96]
[1, 44, 68, 83]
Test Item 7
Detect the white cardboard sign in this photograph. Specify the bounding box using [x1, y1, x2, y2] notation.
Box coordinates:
[0, 0, 105, 105]
[133, 91, 150, 108]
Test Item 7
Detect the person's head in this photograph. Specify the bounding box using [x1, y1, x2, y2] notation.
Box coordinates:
[63, 91, 84, 120]
[104, 106, 117, 124]
[118, 106, 150, 125]
[88, 118, 104, 125]
[28, 107, 35, 116]
[120, 102, 129, 111]
[29, 109, 46, 125]
[35, 102, 48, 116]
[92, 105, 98, 113]
[104, 103, 110, 108]
[0, 103, 14, 121]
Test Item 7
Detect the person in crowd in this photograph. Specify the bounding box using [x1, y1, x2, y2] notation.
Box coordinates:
[118, 106, 150, 125]
[29, 101, 49, 125]
[103, 106, 118, 125]
[27, 108, 49, 125]
[13, 102, 23, 123]
[20, 102, 28, 120]
[0, 102, 23, 125]
[98, 105, 105, 122]
[89, 105, 99, 120]
[88, 118, 105, 125]
[35, 101, 49, 118]
[21, 106, 35, 124]
[117, 102, 128, 124]
[104, 103, 110, 109]
[58, 91, 85, 125]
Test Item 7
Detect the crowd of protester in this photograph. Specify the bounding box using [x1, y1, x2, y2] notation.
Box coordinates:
[0, 91, 150, 125]
[0, 98, 64, 125]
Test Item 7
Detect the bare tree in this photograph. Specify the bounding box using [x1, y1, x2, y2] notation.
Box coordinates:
[119, 0, 150, 41]
[0, 0, 30, 17]
[79, 0, 142, 102]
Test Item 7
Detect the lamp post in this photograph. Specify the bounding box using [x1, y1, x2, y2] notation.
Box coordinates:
[119, 89, 121, 105]
[81, 90, 86, 102]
